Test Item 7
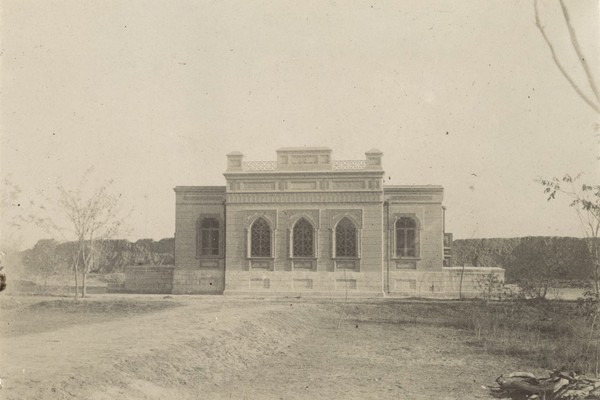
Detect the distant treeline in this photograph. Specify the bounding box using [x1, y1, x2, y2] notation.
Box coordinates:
[452, 237, 595, 283]
[17, 236, 595, 283]
[21, 238, 174, 274]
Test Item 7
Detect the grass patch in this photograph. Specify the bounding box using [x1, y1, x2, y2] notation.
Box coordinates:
[28, 299, 176, 314]
[338, 299, 599, 375]
[1, 297, 180, 338]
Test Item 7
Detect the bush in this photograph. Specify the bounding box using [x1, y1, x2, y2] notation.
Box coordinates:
[476, 272, 514, 302]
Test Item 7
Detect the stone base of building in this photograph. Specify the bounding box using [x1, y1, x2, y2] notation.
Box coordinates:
[223, 290, 385, 297]
[171, 268, 225, 294]
[221, 267, 504, 299]
[224, 270, 384, 294]
[133, 265, 504, 298]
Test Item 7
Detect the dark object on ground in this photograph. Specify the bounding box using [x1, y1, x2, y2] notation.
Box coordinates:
[489, 370, 600, 399]
[0, 267, 6, 292]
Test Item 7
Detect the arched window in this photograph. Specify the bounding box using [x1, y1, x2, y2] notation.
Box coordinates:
[293, 218, 314, 257]
[396, 217, 418, 257]
[197, 217, 220, 257]
[335, 217, 357, 258]
[250, 218, 271, 257]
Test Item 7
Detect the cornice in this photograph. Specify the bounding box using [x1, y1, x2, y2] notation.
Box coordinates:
[384, 185, 443, 194]
[224, 170, 385, 178]
[174, 186, 226, 193]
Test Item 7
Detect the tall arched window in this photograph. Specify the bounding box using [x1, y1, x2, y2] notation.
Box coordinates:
[293, 218, 314, 257]
[396, 217, 418, 257]
[335, 217, 357, 257]
[250, 218, 271, 257]
[197, 217, 220, 257]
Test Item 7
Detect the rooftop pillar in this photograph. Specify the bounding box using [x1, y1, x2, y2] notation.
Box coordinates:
[226, 151, 244, 171]
[365, 148, 383, 170]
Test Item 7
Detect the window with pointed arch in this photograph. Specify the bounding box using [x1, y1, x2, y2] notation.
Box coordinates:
[395, 217, 419, 257]
[197, 217, 221, 257]
[250, 218, 272, 257]
[335, 217, 357, 258]
[292, 218, 314, 258]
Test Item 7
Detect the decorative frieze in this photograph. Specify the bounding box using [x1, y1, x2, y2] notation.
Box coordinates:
[368, 180, 381, 189]
[331, 180, 366, 190]
[229, 177, 382, 193]
[180, 194, 225, 203]
[331, 160, 367, 170]
[289, 180, 318, 190]
[226, 192, 383, 204]
[243, 181, 277, 190]
[243, 161, 277, 171]
[387, 195, 434, 202]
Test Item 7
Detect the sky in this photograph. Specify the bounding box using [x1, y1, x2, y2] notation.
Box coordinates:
[1, 0, 599, 249]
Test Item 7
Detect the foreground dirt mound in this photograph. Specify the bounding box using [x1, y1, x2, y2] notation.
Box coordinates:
[1, 296, 551, 399]
[0, 297, 319, 400]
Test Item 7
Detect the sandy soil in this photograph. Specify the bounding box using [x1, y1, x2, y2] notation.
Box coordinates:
[0, 295, 538, 399]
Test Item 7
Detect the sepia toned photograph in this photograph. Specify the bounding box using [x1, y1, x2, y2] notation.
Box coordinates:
[1, 1, 599, 398]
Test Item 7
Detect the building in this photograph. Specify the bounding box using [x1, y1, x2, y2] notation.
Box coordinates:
[172, 147, 503, 297]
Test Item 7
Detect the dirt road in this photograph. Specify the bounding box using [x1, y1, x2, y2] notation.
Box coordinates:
[0, 296, 535, 399]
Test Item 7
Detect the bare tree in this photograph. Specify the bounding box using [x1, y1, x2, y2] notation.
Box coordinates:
[533, 0, 600, 113]
[30, 168, 129, 298]
[534, 0, 600, 114]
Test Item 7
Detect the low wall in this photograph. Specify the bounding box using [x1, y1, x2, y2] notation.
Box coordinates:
[387, 267, 505, 298]
[124, 265, 174, 294]
[5, 280, 108, 295]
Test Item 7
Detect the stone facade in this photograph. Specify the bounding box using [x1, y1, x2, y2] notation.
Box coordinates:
[172, 148, 503, 297]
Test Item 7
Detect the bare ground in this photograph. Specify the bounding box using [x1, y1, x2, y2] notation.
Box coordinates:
[0, 295, 541, 399]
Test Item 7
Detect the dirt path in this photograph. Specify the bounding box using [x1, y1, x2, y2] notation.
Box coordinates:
[207, 308, 529, 400]
[1, 296, 535, 399]
[1, 296, 311, 399]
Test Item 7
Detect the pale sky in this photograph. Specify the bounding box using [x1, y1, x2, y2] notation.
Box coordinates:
[1, 0, 599, 249]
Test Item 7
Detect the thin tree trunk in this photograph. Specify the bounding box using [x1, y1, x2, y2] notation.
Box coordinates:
[74, 263, 79, 299]
[81, 271, 86, 298]
[73, 242, 83, 299]
[459, 264, 465, 300]
[80, 239, 87, 298]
